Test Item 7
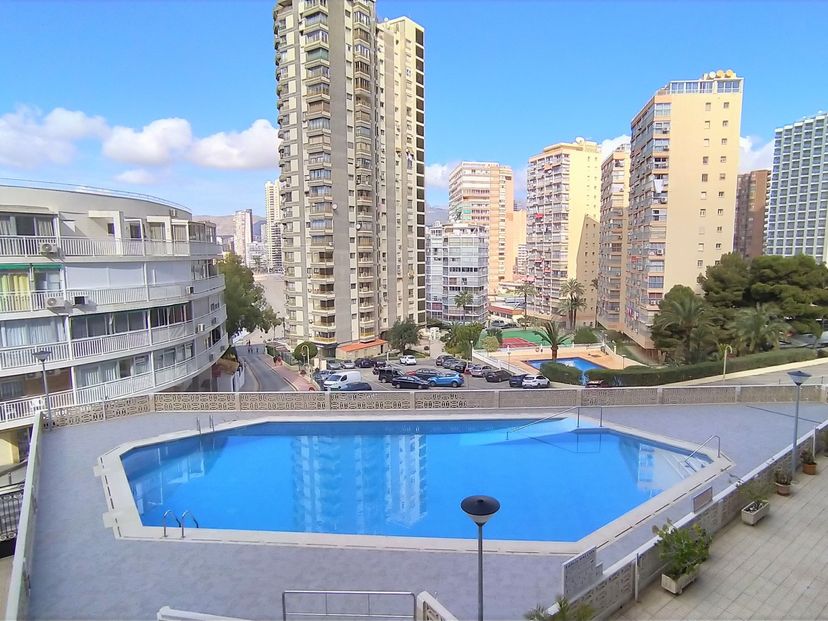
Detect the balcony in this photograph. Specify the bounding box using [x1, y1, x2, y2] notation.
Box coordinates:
[0, 236, 222, 259]
[63, 275, 225, 310]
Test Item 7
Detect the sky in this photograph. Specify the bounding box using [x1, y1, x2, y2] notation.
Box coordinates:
[0, 0, 826, 216]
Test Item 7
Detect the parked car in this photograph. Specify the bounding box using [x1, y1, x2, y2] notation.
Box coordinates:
[446, 359, 468, 373]
[326, 360, 343, 371]
[342, 360, 356, 369]
[435, 355, 455, 367]
[489, 319, 506, 328]
[521, 374, 550, 389]
[312, 369, 333, 384]
[399, 354, 417, 365]
[377, 367, 402, 383]
[484, 369, 512, 383]
[391, 375, 431, 389]
[323, 371, 363, 390]
[428, 373, 464, 388]
[509, 373, 528, 388]
[409, 367, 442, 380]
[338, 381, 373, 391]
[586, 379, 610, 388]
[372, 360, 392, 374]
[355, 358, 375, 368]
[468, 365, 493, 377]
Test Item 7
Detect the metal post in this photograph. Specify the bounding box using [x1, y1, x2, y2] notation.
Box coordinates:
[477, 523, 484, 621]
[39, 359, 53, 429]
[791, 383, 802, 481]
[722, 344, 733, 382]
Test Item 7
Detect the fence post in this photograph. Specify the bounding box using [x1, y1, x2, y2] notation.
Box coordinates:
[657, 387, 663, 404]
[325, 390, 331, 410]
[234, 391, 241, 411]
[575, 388, 582, 407]
[734, 386, 742, 403]
[148, 393, 156, 412]
[410, 391, 416, 409]
[496, 389, 501, 409]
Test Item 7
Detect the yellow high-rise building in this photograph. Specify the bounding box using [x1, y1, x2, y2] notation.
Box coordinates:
[448, 162, 522, 292]
[525, 138, 600, 323]
[625, 70, 743, 349]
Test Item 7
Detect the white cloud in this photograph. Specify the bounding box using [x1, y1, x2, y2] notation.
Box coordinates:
[513, 166, 528, 196]
[739, 136, 773, 172]
[103, 118, 192, 166]
[189, 119, 278, 170]
[115, 168, 158, 185]
[0, 106, 108, 168]
[425, 162, 457, 190]
[599, 134, 630, 159]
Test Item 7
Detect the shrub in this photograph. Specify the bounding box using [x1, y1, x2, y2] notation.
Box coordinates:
[482, 336, 500, 353]
[818, 349, 828, 359]
[586, 348, 816, 386]
[573, 327, 598, 344]
[488, 327, 504, 345]
[653, 521, 711, 579]
[540, 362, 583, 385]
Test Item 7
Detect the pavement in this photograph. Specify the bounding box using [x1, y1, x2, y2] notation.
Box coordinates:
[613, 451, 828, 620]
[699, 359, 828, 387]
[236, 344, 297, 392]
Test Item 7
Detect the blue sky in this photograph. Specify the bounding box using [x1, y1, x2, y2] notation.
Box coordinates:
[0, 0, 825, 216]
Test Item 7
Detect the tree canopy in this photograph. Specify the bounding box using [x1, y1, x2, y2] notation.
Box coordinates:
[481, 336, 500, 353]
[533, 321, 569, 360]
[217, 253, 275, 338]
[441, 322, 484, 359]
[651, 285, 716, 364]
[293, 341, 318, 364]
[387, 317, 420, 353]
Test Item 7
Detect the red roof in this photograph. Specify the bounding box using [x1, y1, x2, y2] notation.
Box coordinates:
[338, 339, 387, 353]
[488, 305, 521, 315]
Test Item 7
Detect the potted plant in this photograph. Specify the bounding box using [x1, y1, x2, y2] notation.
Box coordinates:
[774, 468, 792, 495]
[738, 478, 771, 525]
[525, 596, 593, 621]
[800, 447, 817, 475]
[653, 521, 711, 595]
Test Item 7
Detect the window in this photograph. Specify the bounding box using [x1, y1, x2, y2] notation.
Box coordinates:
[719, 173, 726, 181]
[704, 121, 711, 129]
[700, 191, 707, 200]
[716, 226, 723, 233]
[717, 209, 724, 215]
[723, 102, 730, 109]
[718, 191, 725, 198]
[698, 243, 705, 252]
[697, 260, 704, 268]
[720, 156, 727, 163]
[704, 138, 710, 147]
[705, 102, 711, 111]
[0, 215, 54, 237]
[721, 138, 728, 145]
[703, 156, 709, 165]
[1, 317, 65, 347]
[701, 173, 708, 182]
[699, 209, 707, 216]
[722, 120, 729, 127]
[715, 242, 722, 249]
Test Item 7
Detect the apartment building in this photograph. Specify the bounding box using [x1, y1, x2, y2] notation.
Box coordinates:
[274, 0, 426, 355]
[514, 243, 527, 278]
[233, 209, 254, 265]
[625, 70, 743, 349]
[0, 182, 228, 462]
[733, 169, 770, 259]
[765, 112, 828, 262]
[264, 181, 284, 273]
[448, 162, 523, 291]
[597, 144, 630, 331]
[525, 138, 600, 322]
[425, 222, 488, 323]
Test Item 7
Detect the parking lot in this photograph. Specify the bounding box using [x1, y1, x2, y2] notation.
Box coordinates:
[315, 357, 516, 391]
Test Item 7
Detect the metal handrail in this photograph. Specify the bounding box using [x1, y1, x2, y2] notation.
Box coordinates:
[161, 510, 180, 538]
[282, 590, 416, 621]
[684, 434, 721, 464]
[180, 510, 199, 538]
[506, 406, 578, 438]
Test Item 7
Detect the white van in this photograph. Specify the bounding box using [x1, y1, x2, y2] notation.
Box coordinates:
[323, 371, 363, 391]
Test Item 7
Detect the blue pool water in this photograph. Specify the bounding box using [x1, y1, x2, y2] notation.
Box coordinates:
[121, 419, 707, 542]
[527, 357, 605, 371]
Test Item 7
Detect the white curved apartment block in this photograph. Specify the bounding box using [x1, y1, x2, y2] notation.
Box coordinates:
[0, 182, 228, 432]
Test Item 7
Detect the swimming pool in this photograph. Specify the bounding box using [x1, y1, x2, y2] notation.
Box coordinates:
[120, 418, 709, 543]
[527, 357, 606, 372]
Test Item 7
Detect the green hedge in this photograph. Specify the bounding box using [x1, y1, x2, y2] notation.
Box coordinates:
[586, 348, 817, 386]
[540, 361, 584, 385]
[573, 327, 599, 344]
[818, 349, 828, 359]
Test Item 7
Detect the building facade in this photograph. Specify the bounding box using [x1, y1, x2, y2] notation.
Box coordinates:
[448, 162, 522, 291]
[625, 70, 743, 349]
[733, 169, 770, 259]
[274, 0, 426, 354]
[525, 138, 600, 322]
[765, 112, 828, 263]
[514, 243, 527, 278]
[233, 209, 254, 266]
[264, 181, 284, 273]
[597, 144, 630, 331]
[425, 222, 488, 323]
[0, 183, 228, 456]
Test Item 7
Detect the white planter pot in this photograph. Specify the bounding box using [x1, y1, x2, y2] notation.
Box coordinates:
[741, 501, 770, 525]
[661, 568, 698, 595]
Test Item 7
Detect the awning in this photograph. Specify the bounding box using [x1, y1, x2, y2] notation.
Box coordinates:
[0, 264, 61, 271]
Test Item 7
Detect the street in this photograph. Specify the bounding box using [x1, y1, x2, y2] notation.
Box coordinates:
[237, 344, 295, 392]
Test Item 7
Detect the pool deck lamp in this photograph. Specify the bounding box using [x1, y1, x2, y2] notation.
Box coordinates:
[788, 369, 811, 481]
[32, 349, 53, 428]
[461, 495, 500, 621]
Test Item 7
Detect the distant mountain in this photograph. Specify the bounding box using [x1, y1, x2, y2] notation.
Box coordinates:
[195, 214, 267, 240]
[426, 204, 449, 225]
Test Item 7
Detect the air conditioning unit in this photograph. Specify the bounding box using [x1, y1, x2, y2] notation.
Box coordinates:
[73, 295, 89, 306]
[46, 297, 68, 309]
[208, 354, 215, 362]
[40, 242, 59, 256]
[196, 323, 206, 332]
[211, 317, 218, 325]
[186, 286, 195, 294]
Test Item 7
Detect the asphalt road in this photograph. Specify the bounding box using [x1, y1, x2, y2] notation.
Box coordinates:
[237, 344, 294, 392]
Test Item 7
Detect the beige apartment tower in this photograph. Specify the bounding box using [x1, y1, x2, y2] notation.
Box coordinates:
[625, 70, 743, 349]
[264, 181, 283, 272]
[597, 144, 630, 331]
[448, 162, 524, 292]
[525, 138, 600, 323]
[274, 1, 426, 353]
[233, 209, 254, 265]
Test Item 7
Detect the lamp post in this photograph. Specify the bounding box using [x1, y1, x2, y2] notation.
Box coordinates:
[32, 350, 53, 428]
[461, 495, 500, 621]
[721, 344, 734, 382]
[302, 344, 311, 370]
[507, 346, 511, 372]
[788, 370, 811, 481]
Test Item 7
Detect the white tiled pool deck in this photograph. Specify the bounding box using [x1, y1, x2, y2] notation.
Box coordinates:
[613, 455, 828, 620]
[28, 403, 828, 620]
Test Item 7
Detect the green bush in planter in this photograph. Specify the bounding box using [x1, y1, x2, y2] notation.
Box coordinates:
[653, 521, 711, 579]
[573, 327, 598, 344]
[540, 362, 583, 385]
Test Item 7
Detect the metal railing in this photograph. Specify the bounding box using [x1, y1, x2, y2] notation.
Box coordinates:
[282, 590, 416, 621]
[506, 406, 578, 438]
[0, 235, 221, 258]
[0, 484, 24, 541]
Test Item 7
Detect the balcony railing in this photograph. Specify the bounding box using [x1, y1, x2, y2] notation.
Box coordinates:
[0, 236, 221, 258]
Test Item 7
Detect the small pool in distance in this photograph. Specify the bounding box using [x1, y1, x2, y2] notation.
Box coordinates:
[527, 357, 606, 372]
[121, 419, 708, 543]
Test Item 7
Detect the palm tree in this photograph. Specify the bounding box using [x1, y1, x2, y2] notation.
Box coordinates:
[652, 294, 712, 363]
[454, 291, 474, 322]
[533, 321, 569, 361]
[511, 281, 537, 325]
[558, 296, 587, 330]
[559, 278, 586, 328]
[732, 304, 790, 354]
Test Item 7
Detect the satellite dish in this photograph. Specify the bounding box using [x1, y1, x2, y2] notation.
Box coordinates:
[356, 223, 362, 230]
[725, 69, 734, 77]
[332, 203, 338, 210]
[716, 70, 724, 78]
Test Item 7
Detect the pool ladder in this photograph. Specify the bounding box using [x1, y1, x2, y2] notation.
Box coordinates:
[195, 415, 216, 435]
[161, 509, 200, 539]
